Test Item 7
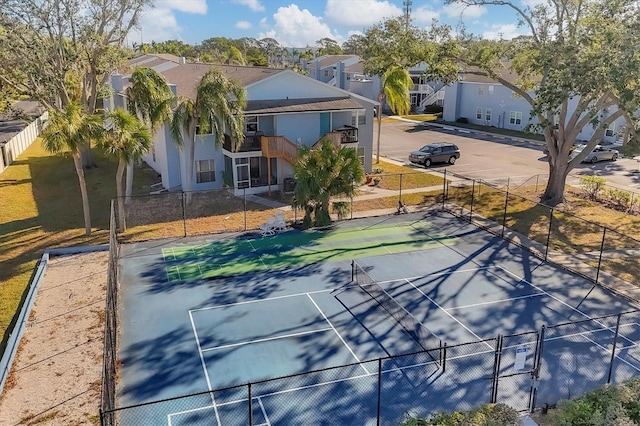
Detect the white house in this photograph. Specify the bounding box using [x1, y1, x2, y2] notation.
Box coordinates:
[106, 55, 377, 195]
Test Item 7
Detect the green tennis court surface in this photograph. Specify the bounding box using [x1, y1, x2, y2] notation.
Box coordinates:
[161, 220, 457, 281]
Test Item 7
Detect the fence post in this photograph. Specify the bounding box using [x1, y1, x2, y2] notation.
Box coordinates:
[377, 358, 382, 426]
[399, 173, 403, 206]
[244, 188, 247, 231]
[490, 335, 503, 403]
[595, 228, 607, 284]
[351, 177, 354, 220]
[442, 169, 447, 211]
[545, 208, 554, 261]
[248, 383, 253, 425]
[469, 180, 475, 221]
[182, 192, 187, 237]
[607, 314, 622, 384]
[501, 190, 509, 237]
[442, 342, 447, 372]
[530, 326, 546, 412]
[99, 409, 104, 426]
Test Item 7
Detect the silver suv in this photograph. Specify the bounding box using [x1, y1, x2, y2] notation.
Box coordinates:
[409, 142, 460, 167]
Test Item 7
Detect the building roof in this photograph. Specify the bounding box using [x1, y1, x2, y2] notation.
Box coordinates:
[344, 62, 364, 74]
[246, 97, 364, 115]
[0, 100, 44, 143]
[159, 63, 283, 99]
[310, 55, 359, 69]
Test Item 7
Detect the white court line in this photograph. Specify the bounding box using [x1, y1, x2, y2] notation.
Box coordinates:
[582, 334, 640, 373]
[497, 266, 636, 346]
[361, 229, 392, 255]
[247, 240, 269, 270]
[306, 293, 371, 375]
[189, 289, 333, 313]
[201, 327, 333, 352]
[374, 266, 499, 285]
[445, 293, 545, 311]
[167, 404, 217, 425]
[258, 397, 272, 426]
[188, 310, 221, 425]
[404, 279, 494, 350]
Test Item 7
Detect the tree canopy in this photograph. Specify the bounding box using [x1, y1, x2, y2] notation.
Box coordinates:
[448, 0, 640, 205]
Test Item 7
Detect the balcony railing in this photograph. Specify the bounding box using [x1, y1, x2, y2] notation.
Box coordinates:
[222, 132, 264, 153]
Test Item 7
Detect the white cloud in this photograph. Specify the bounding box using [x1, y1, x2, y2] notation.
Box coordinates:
[130, 7, 182, 43]
[258, 5, 342, 47]
[324, 0, 402, 27]
[129, 1, 207, 44]
[231, 0, 265, 12]
[153, 0, 207, 14]
[442, 3, 486, 19]
[482, 23, 528, 40]
[236, 20, 252, 30]
[412, 6, 440, 25]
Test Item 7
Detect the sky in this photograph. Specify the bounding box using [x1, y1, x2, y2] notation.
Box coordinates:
[128, 0, 533, 48]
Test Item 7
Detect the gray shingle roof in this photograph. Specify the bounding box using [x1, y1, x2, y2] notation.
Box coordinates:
[245, 97, 364, 115]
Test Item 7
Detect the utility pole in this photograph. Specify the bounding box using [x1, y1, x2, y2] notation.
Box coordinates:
[403, 0, 412, 29]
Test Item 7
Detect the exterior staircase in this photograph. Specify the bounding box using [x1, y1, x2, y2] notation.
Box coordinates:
[261, 135, 298, 164]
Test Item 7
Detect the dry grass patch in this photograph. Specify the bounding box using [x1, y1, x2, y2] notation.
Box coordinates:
[371, 160, 444, 190]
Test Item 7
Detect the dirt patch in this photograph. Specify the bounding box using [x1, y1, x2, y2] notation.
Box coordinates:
[0, 252, 107, 425]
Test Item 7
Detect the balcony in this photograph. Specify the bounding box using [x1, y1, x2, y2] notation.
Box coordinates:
[222, 132, 264, 153]
[410, 84, 434, 94]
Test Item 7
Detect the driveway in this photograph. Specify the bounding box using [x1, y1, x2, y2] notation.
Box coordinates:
[376, 120, 640, 192]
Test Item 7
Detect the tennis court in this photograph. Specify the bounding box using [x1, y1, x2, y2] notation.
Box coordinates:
[115, 210, 640, 425]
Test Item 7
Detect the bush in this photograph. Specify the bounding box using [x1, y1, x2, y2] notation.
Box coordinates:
[456, 117, 469, 124]
[399, 403, 518, 426]
[579, 175, 606, 200]
[604, 188, 632, 210]
[424, 105, 444, 114]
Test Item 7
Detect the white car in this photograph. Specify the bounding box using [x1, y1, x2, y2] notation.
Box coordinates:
[570, 145, 619, 163]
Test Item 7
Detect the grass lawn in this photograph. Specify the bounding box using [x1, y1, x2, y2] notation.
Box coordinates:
[0, 142, 158, 355]
[370, 160, 444, 190]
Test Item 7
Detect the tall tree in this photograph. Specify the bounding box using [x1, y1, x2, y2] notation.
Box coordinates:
[361, 17, 459, 163]
[375, 67, 413, 163]
[224, 46, 246, 65]
[124, 66, 174, 200]
[99, 108, 152, 230]
[40, 103, 104, 235]
[170, 68, 246, 203]
[316, 37, 343, 56]
[448, 0, 640, 205]
[258, 37, 282, 67]
[292, 138, 365, 228]
[342, 34, 366, 55]
[0, 0, 150, 167]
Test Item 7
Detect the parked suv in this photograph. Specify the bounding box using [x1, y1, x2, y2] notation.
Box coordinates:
[409, 142, 460, 167]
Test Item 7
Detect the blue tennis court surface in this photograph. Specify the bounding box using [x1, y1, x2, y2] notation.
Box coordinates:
[116, 211, 640, 424]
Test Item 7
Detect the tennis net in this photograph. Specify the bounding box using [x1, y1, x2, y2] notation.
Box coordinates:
[351, 260, 442, 365]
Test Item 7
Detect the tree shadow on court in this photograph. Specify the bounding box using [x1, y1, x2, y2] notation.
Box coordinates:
[118, 326, 211, 404]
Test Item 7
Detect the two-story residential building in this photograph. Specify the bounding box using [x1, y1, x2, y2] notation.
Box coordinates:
[303, 55, 362, 90]
[106, 55, 377, 195]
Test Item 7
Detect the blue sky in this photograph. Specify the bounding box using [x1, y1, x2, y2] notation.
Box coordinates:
[129, 0, 531, 48]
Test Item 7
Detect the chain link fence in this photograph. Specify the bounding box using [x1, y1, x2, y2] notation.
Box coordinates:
[102, 309, 640, 424]
[100, 171, 640, 424]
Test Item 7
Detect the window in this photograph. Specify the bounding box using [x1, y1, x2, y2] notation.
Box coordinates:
[605, 122, 615, 137]
[357, 147, 365, 166]
[245, 115, 258, 133]
[324, 69, 330, 77]
[351, 112, 366, 125]
[488, 86, 494, 95]
[476, 107, 483, 120]
[478, 86, 484, 95]
[485, 108, 492, 122]
[196, 160, 215, 183]
[509, 111, 523, 125]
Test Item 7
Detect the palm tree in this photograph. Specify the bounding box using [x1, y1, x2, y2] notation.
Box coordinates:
[292, 138, 364, 228]
[124, 67, 174, 201]
[41, 103, 103, 235]
[170, 67, 247, 203]
[375, 66, 413, 164]
[99, 108, 152, 230]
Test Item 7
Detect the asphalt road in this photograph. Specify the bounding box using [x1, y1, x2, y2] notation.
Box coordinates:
[376, 120, 640, 193]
